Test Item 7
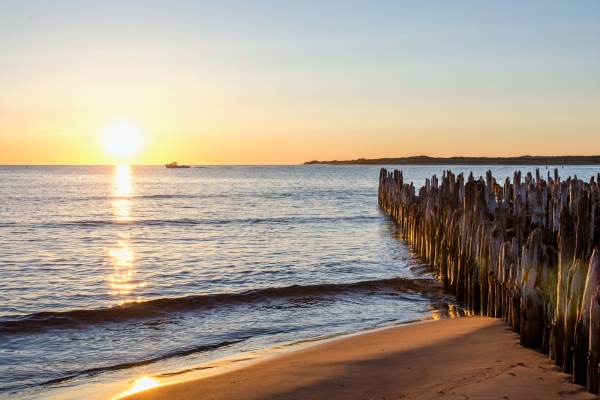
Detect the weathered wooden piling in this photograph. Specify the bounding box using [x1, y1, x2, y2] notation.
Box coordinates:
[379, 168, 600, 394]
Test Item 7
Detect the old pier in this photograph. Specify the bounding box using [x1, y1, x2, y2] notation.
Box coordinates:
[379, 168, 600, 394]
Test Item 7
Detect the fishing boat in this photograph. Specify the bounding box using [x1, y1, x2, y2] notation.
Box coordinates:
[165, 162, 191, 169]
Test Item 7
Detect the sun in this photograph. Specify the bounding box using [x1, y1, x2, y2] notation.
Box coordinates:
[103, 122, 143, 159]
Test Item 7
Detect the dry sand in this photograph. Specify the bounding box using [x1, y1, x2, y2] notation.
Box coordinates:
[125, 316, 595, 400]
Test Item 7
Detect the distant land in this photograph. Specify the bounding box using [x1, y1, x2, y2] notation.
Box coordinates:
[304, 155, 600, 165]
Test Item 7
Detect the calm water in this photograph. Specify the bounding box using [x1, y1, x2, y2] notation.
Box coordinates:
[1, 165, 598, 398]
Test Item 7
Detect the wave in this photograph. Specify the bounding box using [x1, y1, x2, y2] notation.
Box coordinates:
[39, 339, 242, 387]
[26, 215, 379, 229]
[2, 187, 372, 204]
[0, 277, 442, 335]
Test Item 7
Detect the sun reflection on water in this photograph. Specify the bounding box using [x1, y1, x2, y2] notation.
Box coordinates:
[112, 164, 133, 221]
[107, 165, 147, 306]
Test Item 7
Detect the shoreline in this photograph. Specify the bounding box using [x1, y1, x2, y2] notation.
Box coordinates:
[33, 315, 453, 400]
[122, 316, 593, 400]
[305, 156, 600, 165]
[113, 317, 440, 399]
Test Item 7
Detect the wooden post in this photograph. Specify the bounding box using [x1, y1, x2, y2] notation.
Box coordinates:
[377, 168, 600, 394]
[588, 283, 600, 394]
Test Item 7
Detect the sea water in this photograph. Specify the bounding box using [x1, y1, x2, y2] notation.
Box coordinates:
[1, 164, 597, 398]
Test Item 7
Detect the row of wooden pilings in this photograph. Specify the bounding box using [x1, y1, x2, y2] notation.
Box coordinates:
[379, 168, 600, 394]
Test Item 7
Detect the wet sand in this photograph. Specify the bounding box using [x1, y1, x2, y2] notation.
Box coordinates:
[125, 316, 594, 400]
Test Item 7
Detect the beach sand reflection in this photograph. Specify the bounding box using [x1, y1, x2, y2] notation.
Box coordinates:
[116, 376, 159, 398]
[107, 165, 146, 306]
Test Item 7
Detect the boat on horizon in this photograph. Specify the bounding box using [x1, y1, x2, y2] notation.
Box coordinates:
[165, 162, 191, 169]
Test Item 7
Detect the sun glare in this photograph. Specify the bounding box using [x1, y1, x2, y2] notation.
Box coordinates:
[103, 123, 143, 159]
[117, 377, 159, 398]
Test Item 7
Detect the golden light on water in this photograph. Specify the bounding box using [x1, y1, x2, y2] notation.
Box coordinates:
[103, 122, 143, 159]
[107, 165, 147, 305]
[117, 377, 159, 398]
[113, 200, 132, 221]
[112, 165, 133, 222]
[109, 241, 134, 268]
[113, 165, 133, 191]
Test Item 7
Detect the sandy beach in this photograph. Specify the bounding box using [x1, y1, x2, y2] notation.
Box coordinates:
[124, 316, 594, 400]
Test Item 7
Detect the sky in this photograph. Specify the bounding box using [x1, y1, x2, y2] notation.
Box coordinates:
[1, 1, 599, 165]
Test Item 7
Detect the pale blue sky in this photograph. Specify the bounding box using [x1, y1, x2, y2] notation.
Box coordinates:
[1, 1, 599, 163]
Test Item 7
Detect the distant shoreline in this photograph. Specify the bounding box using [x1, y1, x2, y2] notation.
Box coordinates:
[304, 155, 600, 165]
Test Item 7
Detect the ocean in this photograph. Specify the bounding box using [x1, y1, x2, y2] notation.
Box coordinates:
[1, 164, 598, 399]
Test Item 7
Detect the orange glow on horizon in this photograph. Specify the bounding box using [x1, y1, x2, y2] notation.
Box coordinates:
[2, 123, 600, 165]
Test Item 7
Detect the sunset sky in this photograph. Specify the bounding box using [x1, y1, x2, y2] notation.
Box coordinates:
[1, 1, 599, 165]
